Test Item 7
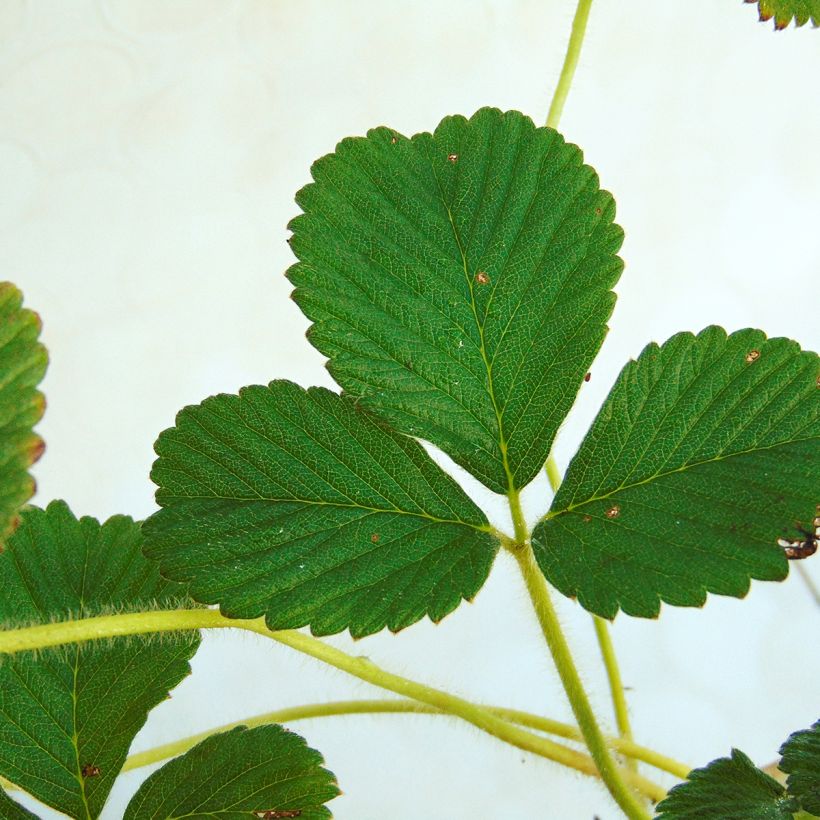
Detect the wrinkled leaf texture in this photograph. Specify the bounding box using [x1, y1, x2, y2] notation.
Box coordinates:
[288, 107, 623, 495]
[124, 724, 339, 820]
[534, 327, 819, 618]
[0, 502, 200, 819]
[144, 381, 498, 638]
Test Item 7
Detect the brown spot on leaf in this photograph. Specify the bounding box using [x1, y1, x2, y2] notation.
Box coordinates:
[595, 207, 602, 216]
[27, 436, 45, 465]
[447, 153, 458, 163]
[81, 764, 101, 778]
[474, 271, 490, 285]
[745, 349, 760, 363]
[605, 505, 620, 519]
[582, 515, 592, 523]
[584, 372, 591, 382]
[370, 533, 380, 543]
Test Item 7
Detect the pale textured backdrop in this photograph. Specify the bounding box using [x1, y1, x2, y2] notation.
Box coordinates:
[2, 1, 819, 818]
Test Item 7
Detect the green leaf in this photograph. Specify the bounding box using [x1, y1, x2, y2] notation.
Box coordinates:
[654, 749, 798, 819]
[0, 789, 38, 819]
[780, 720, 820, 814]
[0, 283, 47, 544]
[143, 380, 499, 638]
[287, 107, 623, 494]
[533, 327, 819, 618]
[0, 501, 200, 820]
[124, 724, 339, 819]
[745, 0, 820, 29]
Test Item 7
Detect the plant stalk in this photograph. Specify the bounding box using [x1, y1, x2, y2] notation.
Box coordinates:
[121, 697, 690, 782]
[545, 453, 639, 772]
[546, 0, 595, 128]
[0, 610, 663, 800]
[511, 544, 652, 820]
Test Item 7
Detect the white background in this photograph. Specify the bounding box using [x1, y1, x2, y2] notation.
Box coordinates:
[2, 1, 819, 818]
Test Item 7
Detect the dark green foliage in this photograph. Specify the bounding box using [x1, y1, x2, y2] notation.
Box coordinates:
[124, 724, 339, 819]
[144, 381, 499, 638]
[288, 107, 623, 494]
[780, 720, 820, 814]
[654, 749, 798, 819]
[533, 327, 819, 618]
[0, 502, 200, 819]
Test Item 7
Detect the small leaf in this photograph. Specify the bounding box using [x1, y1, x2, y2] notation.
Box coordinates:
[288, 107, 623, 494]
[0, 502, 200, 820]
[124, 724, 339, 819]
[0, 789, 39, 819]
[0, 283, 48, 544]
[654, 749, 798, 819]
[143, 380, 499, 638]
[533, 327, 819, 618]
[745, 0, 820, 29]
[780, 719, 820, 814]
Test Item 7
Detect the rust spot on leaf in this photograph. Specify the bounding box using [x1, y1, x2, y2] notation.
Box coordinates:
[370, 533, 380, 543]
[474, 271, 490, 285]
[447, 153, 458, 163]
[81, 764, 101, 778]
[745, 349, 760, 363]
[27, 436, 45, 465]
[605, 505, 620, 519]
[595, 207, 602, 216]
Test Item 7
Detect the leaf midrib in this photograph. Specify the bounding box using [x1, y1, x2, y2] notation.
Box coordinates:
[547, 433, 819, 518]
[430, 157, 517, 497]
[157, 486, 492, 533]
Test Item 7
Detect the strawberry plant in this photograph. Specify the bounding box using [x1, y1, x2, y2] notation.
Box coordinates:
[0, 2, 818, 818]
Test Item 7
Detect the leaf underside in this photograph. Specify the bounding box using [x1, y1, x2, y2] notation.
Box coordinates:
[0, 502, 200, 820]
[143, 380, 499, 638]
[655, 749, 797, 819]
[0, 283, 48, 545]
[533, 327, 819, 618]
[124, 724, 339, 819]
[779, 720, 820, 814]
[288, 107, 623, 494]
[745, 0, 820, 28]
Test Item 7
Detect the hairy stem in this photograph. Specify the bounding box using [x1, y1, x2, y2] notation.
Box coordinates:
[546, 0, 595, 128]
[122, 697, 690, 782]
[593, 616, 638, 772]
[545, 453, 638, 772]
[511, 545, 652, 820]
[0, 610, 663, 799]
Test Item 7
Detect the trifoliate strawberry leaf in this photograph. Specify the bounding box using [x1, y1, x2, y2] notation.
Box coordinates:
[654, 749, 798, 819]
[0, 283, 47, 545]
[124, 724, 339, 819]
[780, 720, 820, 814]
[745, 0, 820, 29]
[533, 327, 819, 618]
[143, 380, 499, 638]
[0, 501, 200, 820]
[0, 789, 38, 819]
[287, 107, 623, 494]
